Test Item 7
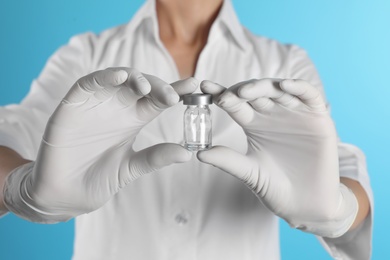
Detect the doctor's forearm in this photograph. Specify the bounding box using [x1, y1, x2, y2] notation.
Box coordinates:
[0, 146, 31, 213]
[340, 177, 370, 231]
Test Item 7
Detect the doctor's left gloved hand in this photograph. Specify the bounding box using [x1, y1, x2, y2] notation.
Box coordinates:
[199, 79, 358, 238]
[3, 69, 197, 223]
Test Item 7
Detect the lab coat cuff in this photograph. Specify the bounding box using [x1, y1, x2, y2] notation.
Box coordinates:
[3, 162, 67, 224]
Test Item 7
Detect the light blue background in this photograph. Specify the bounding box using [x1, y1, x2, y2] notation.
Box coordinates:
[0, 0, 389, 259]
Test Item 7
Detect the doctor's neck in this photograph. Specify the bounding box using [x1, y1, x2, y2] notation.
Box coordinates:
[156, 0, 223, 44]
[156, 0, 223, 78]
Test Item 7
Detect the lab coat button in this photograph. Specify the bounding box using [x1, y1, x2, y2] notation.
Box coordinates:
[174, 212, 190, 225]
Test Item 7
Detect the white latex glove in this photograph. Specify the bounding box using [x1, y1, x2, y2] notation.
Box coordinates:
[3, 68, 197, 223]
[199, 79, 358, 238]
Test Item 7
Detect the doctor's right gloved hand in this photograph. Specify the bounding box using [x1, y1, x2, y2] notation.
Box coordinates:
[3, 68, 197, 223]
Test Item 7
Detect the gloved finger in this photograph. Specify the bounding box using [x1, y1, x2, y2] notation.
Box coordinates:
[200, 80, 227, 102]
[64, 69, 128, 103]
[217, 89, 255, 126]
[197, 146, 256, 184]
[110, 67, 151, 97]
[248, 97, 276, 112]
[109, 87, 141, 108]
[280, 79, 326, 111]
[171, 77, 199, 100]
[100, 70, 153, 108]
[237, 78, 298, 108]
[128, 143, 193, 180]
[138, 74, 180, 109]
[201, 80, 261, 125]
[103, 68, 153, 108]
[92, 85, 119, 102]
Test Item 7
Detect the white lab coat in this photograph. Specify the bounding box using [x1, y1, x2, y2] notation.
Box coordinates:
[0, 0, 373, 259]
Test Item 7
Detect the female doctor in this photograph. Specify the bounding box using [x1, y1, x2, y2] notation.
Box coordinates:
[0, 0, 372, 259]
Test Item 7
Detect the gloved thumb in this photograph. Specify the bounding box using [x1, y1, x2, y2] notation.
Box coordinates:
[128, 143, 193, 180]
[197, 146, 256, 182]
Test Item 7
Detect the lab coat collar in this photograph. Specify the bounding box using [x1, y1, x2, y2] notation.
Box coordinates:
[126, 0, 250, 51]
[217, 0, 250, 50]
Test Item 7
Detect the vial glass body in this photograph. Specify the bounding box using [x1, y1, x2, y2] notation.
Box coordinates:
[184, 105, 212, 151]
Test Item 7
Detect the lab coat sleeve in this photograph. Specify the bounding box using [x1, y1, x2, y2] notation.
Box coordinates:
[0, 33, 94, 216]
[286, 45, 373, 260]
[0, 33, 94, 159]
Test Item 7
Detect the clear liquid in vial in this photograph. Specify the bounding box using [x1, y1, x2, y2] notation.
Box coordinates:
[184, 142, 211, 152]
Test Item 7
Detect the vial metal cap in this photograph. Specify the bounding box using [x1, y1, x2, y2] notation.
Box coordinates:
[183, 94, 213, 105]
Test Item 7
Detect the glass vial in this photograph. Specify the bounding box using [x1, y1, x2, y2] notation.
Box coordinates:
[183, 94, 212, 151]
